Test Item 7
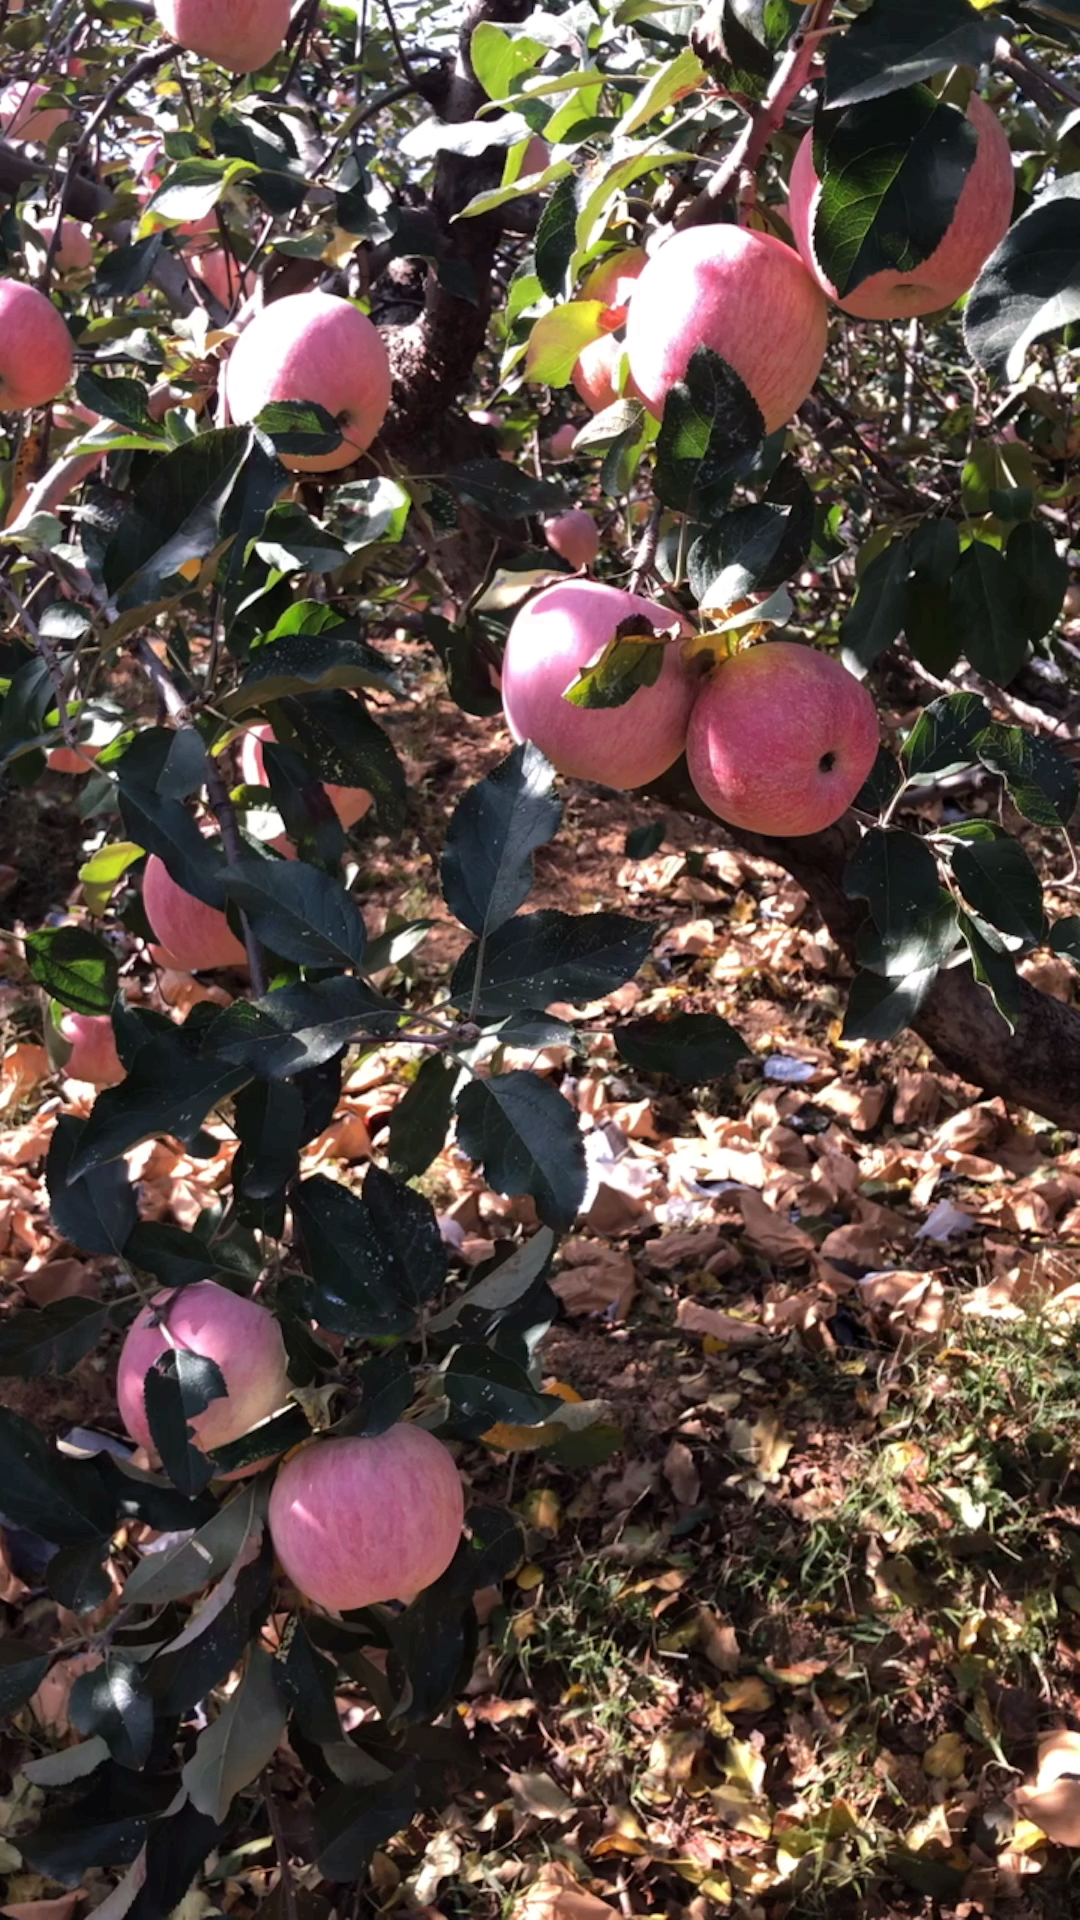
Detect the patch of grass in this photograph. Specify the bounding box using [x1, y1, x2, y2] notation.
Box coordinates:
[510, 1551, 665, 1751]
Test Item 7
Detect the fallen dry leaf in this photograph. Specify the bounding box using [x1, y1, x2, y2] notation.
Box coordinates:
[696, 1606, 740, 1674]
[551, 1245, 635, 1317]
[21, 1258, 97, 1306]
[737, 1189, 814, 1265]
[676, 1299, 769, 1347]
[512, 1862, 618, 1920]
[1012, 1778, 1080, 1847]
[663, 1438, 701, 1507]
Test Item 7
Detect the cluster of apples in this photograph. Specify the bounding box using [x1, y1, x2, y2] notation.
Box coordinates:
[116, 1279, 465, 1612]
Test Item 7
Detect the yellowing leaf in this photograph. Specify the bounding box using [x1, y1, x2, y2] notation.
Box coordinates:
[525, 301, 605, 386]
[923, 1731, 968, 1781]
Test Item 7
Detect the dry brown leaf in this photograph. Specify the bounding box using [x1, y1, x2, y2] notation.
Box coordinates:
[662, 1438, 701, 1507]
[1030, 1728, 1080, 1788]
[696, 1606, 740, 1673]
[923, 1731, 967, 1780]
[726, 1409, 793, 1484]
[21, 1258, 97, 1306]
[675, 1299, 769, 1347]
[892, 1070, 942, 1127]
[551, 1251, 635, 1317]
[512, 1863, 618, 1920]
[1012, 1778, 1080, 1846]
[859, 1270, 948, 1340]
[642, 1227, 737, 1270]
[507, 1771, 574, 1821]
[0, 1045, 51, 1114]
[737, 1189, 814, 1265]
[817, 1080, 888, 1133]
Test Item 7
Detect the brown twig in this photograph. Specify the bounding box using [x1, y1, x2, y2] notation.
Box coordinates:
[674, 0, 836, 231]
[810, 381, 923, 510]
[996, 36, 1080, 114]
[134, 638, 269, 994]
[628, 501, 662, 596]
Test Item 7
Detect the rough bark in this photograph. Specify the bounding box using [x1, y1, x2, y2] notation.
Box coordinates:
[650, 762, 1080, 1131]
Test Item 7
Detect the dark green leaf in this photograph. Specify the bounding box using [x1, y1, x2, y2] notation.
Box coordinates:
[455, 1070, 587, 1231]
[144, 1347, 228, 1495]
[842, 965, 938, 1041]
[0, 1297, 111, 1378]
[292, 1175, 415, 1338]
[624, 820, 666, 859]
[47, 1113, 138, 1254]
[46, 1541, 116, 1615]
[256, 502, 347, 574]
[814, 89, 977, 299]
[535, 173, 578, 298]
[444, 460, 565, 521]
[959, 910, 1022, 1031]
[654, 346, 765, 514]
[451, 909, 653, 1017]
[202, 977, 399, 1079]
[102, 427, 253, 615]
[118, 785, 228, 910]
[856, 891, 959, 975]
[0, 1641, 51, 1718]
[0, 654, 55, 765]
[688, 489, 812, 607]
[255, 399, 343, 460]
[950, 835, 1046, 945]
[182, 1641, 287, 1822]
[67, 1041, 250, 1177]
[840, 537, 911, 670]
[222, 622, 403, 714]
[222, 860, 366, 969]
[25, 927, 118, 1015]
[363, 1163, 446, 1314]
[278, 691, 406, 830]
[845, 828, 942, 938]
[854, 746, 903, 815]
[444, 1342, 563, 1432]
[441, 742, 561, 939]
[825, 0, 997, 108]
[614, 1011, 748, 1081]
[314, 1763, 419, 1882]
[386, 1052, 461, 1181]
[902, 691, 991, 780]
[208, 1403, 310, 1476]
[965, 177, 1080, 381]
[1006, 520, 1068, 642]
[233, 1078, 304, 1207]
[336, 1347, 415, 1440]
[92, 230, 163, 298]
[948, 541, 1029, 685]
[279, 1619, 343, 1746]
[1050, 916, 1080, 966]
[0, 1407, 116, 1544]
[76, 369, 156, 435]
[123, 1482, 261, 1606]
[124, 1219, 245, 1289]
[70, 1654, 154, 1768]
[975, 721, 1078, 830]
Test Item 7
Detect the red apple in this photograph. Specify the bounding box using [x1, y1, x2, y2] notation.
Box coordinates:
[142, 854, 248, 971]
[501, 579, 695, 789]
[153, 0, 292, 72]
[579, 246, 647, 320]
[0, 82, 67, 145]
[58, 1011, 124, 1088]
[686, 641, 879, 835]
[117, 1280, 290, 1464]
[239, 725, 373, 830]
[545, 423, 580, 461]
[789, 92, 1014, 319]
[543, 508, 600, 570]
[0, 281, 73, 410]
[224, 290, 392, 472]
[625, 226, 829, 433]
[572, 333, 637, 414]
[26, 218, 93, 274]
[268, 1424, 465, 1612]
[187, 246, 255, 309]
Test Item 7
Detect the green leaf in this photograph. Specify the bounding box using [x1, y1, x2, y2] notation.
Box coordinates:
[277, 690, 406, 830]
[209, 1402, 310, 1476]
[221, 860, 366, 969]
[0, 1297, 112, 1379]
[125, 1219, 249, 1289]
[654, 345, 765, 514]
[255, 501, 347, 574]
[1050, 916, 1080, 967]
[535, 174, 580, 299]
[526, 300, 608, 387]
[255, 399, 343, 460]
[842, 965, 938, 1041]
[0, 1407, 116, 1544]
[688, 484, 813, 607]
[958, 911, 1022, 1032]
[67, 1040, 249, 1177]
[469, 21, 546, 101]
[202, 976, 399, 1078]
[76, 369, 157, 435]
[441, 742, 561, 940]
[845, 828, 942, 939]
[123, 1482, 262, 1606]
[840, 536, 910, 670]
[562, 629, 667, 710]
[427, 1228, 556, 1334]
[444, 459, 565, 521]
[146, 154, 254, 222]
[70, 1654, 153, 1769]
[445, 1342, 563, 1431]
[223, 622, 402, 715]
[292, 1174, 416, 1338]
[182, 1642, 287, 1823]
[337, 1348, 415, 1440]
[974, 722, 1078, 832]
[315, 1763, 420, 1883]
[455, 1070, 587, 1231]
[0, 1642, 51, 1719]
[825, 0, 997, 108]
[25, 927, 118, 1015]
[856, 892, 959, 976]
[965, 177, 1080, 383]
[614, 1011, 748, 1081]
[386, 1052, 461, 1180]
[1006, 520, 1068, 643]
[902, 691, 991, 781]
[948, 540, 1029, 685]
[0, 653, 55, 765]
[814, 87, 977, 300]
[102, 427, 257, 617]
[451, 909, 653, 1018]
[47, 1113, 138, 1255]
[950, 835, 1046, 946]
[145, 1346, 228, 1496]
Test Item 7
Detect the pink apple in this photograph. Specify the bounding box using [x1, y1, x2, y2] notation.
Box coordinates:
[117, 1280, 290, 1464]
[572, 333, 637, 414]
[153, 0, 292, 72]
[579, 246, 647, 319]
[0, 281, 73, 410]
[501, 579, 695, 789]
[224, 290, 392, 472]
[545, 423, 579, 461]
[268, 1424, 465, 1612]
[686, 641, 879, 835]
[239, 725, 373, 830]
[543, 508, 600, 570]
[142, 854, 248, 971]
[789, 93, 1013, 319]
[625, 226, 829, 433]
[187, 246, 255, 309]
[58, 1011, 124, 1088]
[0, 82, 67, 145]
[27, 219, 93, 274]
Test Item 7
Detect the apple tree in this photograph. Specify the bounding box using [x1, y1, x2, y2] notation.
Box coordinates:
[0, 0, 1079, 1905]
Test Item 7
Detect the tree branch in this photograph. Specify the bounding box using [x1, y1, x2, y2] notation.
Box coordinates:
[648, 760, 1080, 1132]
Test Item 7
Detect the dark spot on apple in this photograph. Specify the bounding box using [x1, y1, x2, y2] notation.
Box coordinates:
[819, 751, 836, 773]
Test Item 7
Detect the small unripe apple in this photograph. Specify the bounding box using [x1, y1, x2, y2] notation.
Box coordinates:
[789, 93, 1013, 319]
[0, 82, 67, 145]
[58, 1011, 125, 1088]
[572, 333, 636, 414]
[142, 854, 247, 971]
[543, 508, 600, 570]
[0, 281, 73, 409]
[626, 226, 829, 433]
[239, 724, 373, 829]
[224, 290, 392, 472]
[545, 423, 579, 461]
[117, 1280, 290, 1464]
[268, 1424, 465, 1613]
[502, 579, 695, 789]
[686, 641, 879, 836]
[153, 0, 292, 72]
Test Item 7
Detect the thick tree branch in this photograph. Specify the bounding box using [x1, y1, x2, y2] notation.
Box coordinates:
[649, 761, 1080, 1131]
